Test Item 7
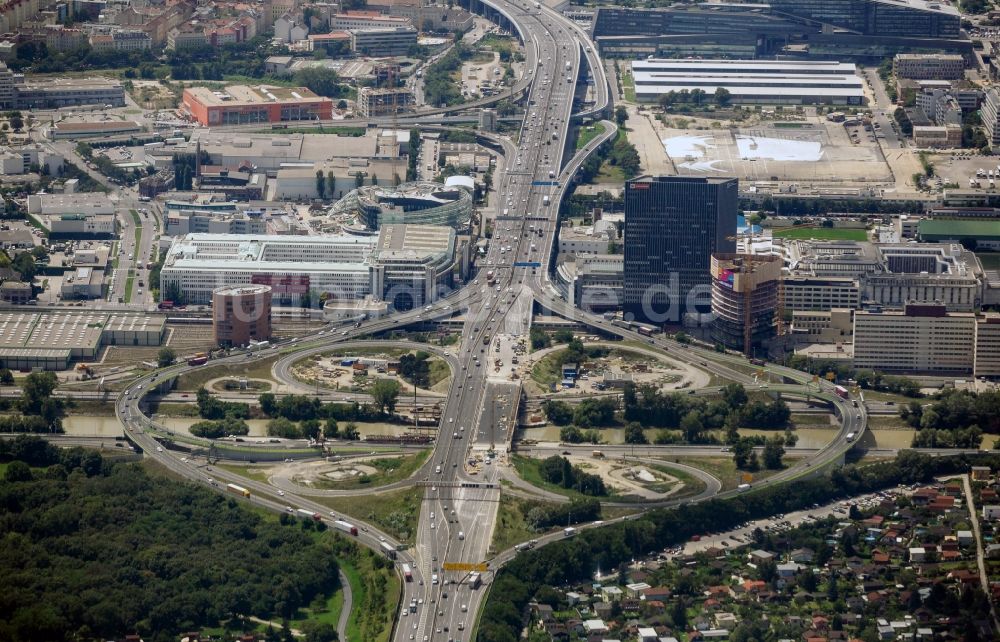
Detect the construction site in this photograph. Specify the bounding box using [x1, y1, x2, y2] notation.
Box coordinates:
[710, 253, 785, 354]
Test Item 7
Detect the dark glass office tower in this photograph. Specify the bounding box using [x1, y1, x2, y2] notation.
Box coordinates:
[623, 175, 737, 324]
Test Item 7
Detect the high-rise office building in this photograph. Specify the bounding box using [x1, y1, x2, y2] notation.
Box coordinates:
[623, 175, 737, 324]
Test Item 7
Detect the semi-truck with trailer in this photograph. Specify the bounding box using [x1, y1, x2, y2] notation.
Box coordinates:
[226, 483, 250, 498]
[334, 519, 358, 536]
[402, 563, 413, 582]
[834, 385, 849, 399]
[380, 541, 397, 559]
[297, 508, 322, 521]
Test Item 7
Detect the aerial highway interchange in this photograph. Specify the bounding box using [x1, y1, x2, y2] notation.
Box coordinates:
[112, 2, 868, 640]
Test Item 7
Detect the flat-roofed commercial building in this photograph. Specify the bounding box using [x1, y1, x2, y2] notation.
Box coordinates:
[631, 58, 865, 105]
[782, 276, 862, 312]
[45, 120, 143, 140]
[893, 53, 965, 80]
[13, 75, 125, 109]
[0, 311, 165, 370]
[160, 226, 458, 308]
[853, 303, 976, 375]
[182, 85, 333, 127]
[976, 313, 1000, 377]
[160, 233, 375, 305]
[779, 240, 984, 312]
[350, 26, 417, 56]
[918, 218, 1000, 250]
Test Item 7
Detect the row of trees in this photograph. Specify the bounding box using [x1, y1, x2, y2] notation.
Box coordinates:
[477, 450, 1000, 642]
[258, 392, 389, 423]
[265, 416, 359, 441]
[197, 387, 249, 421]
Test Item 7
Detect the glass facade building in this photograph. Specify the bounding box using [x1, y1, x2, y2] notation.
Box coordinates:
[623, 176, 738, 324]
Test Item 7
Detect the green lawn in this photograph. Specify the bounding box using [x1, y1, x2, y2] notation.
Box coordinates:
[530, 350, 565, 387]
[576, 123, 607, 151]
[315, 486, 422, 545]
[174, 355, 280, 390]
[667, 456, 790, 492]
[771, 227, 868, 241]
[596, 162, 625, 183]
[511, 455, 612, 501]
[216, 463, 270, 483]
[307, 450, 430, 490]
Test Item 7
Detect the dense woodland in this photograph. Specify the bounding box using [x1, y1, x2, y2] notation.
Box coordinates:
[0, 437, 341, 642]
[476, 450, 1000, 642]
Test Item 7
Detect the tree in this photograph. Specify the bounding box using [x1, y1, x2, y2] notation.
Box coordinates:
[614, 105, 627, 127]
[293, 67, 346, 98]
[721, 383, 747, 409]
[762, 435, 785, 469]
[732, 438, 752, 469]
[624, 421, 647, 444]
[713, 87, 731, 106]
[12, 251, 36, 281]
[157, 347, 175, 367]
[370, 379, 401, 414]
[680, 410, 704, 443]
[30, 245, 48, 261]
[323, 418, 339, 438]
[341, 421, 360, 440]
[10, 115, 23, 131]
[21, 371, 58, 415]
[259, 392, 278, 416]
[4, 460, 32, 482]
[542, 399, 573, 425]
[0, 368, 13, 385]
[316, 170, 326, 199]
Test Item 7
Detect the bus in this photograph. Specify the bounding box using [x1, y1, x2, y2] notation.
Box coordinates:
[834, 385, 849, 400]
[402, 563, 413, 581]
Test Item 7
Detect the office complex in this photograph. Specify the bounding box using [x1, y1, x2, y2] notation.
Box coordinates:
[160, 225, 458, 308]
[893, 53, 965, 80]
[853, 303, 976, 375]
[212, 285, 272, 348]
[591, 1, 968, 61]
[779, 240, 984, 312]
[181, 85, 333, 126]
[328, 181, 473, 231]
[710, 253, 783, 351]
[350, 27, 417, 56]
[0, 62, 125, 110]
[624, 176, 737, 324]
[631, 59, 865, 106]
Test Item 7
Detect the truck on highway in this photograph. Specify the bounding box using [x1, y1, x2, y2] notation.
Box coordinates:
[592, 450, 604, 458]
[468, 572, 481, 589]
[565, 61, 571, 71]
[226, 483, 250, 498]
[187, 352, 209, 366]
[737, 483, 752, 492]
[834, 385, 849, 400]
[298, 508, 322, 521]
[542, 195, 550, 206]
[380, 541, 397, 559]
[334, 519, 358, 536]
[402, 563, 413, 581]
[845, 432, 856, 442]
[564, 527, 577, 537]
[486, 270, 496, 284]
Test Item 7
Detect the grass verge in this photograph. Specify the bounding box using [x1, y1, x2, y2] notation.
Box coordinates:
[315, 486, 422, 545]
[576, 122, 607, 151]
[174, 355, 280, 390]
[307, 450, 430, 490]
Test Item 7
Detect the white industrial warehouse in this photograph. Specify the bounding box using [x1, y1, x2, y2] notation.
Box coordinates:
[631, 59, 866, 105]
